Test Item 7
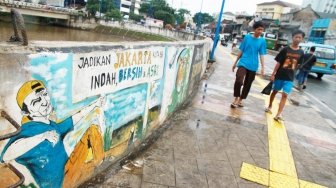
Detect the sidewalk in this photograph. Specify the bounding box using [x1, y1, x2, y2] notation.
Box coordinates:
[80, 46, 336, 188]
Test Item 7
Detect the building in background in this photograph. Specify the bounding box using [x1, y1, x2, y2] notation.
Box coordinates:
[279, 4, 336, 44]
[44, 0, 64, 7]
[256, 0, 300, 20]
[280, 5, 319, 42]
[233, 14, 253, 36]
[145, 17, 164, 28]
[302, 0, 336, 14]
[132, 0, 141, 15]
[111, 0, 141, 16]
[309, 18, 336, 44]
[113, 0, 121, 11]
[120, 0, 132, 15]
[223, 12, 236, 22]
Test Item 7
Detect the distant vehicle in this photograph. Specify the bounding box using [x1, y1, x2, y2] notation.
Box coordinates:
[221, 38, 229, 46]
[248, 32, 283, 50]
[299, 42, 336, 79]
[220, 34, 230, 47]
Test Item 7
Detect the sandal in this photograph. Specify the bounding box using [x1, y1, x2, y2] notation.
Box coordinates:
[230, 103, 238, 108]
[264, 107, 272, 114]
[274, 116, 284, 122]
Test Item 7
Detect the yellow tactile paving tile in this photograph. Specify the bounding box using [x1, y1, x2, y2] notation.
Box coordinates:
[240, 162, 269, 186]
[269, 171, 300, 188]
[266, 106, 298, 178]
[261, 84, 295, 176]
[299, 180, 328, 188]
[240, 163, 329, 188]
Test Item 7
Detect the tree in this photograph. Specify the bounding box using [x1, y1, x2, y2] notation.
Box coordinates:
[86, 0, 99, 17]
[176, 8, 191, 25]
[130, 12, 144, 22]
[101, 0, 114, 13]
[193, 12, 215, 26]
[86, 0, 117, 18]
[154, 10, 175, 26]
[139, 0, 176, 26]
[105, 9, 122, 21]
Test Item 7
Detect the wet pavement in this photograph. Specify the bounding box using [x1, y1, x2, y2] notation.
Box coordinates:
[81, 45, 336, 188]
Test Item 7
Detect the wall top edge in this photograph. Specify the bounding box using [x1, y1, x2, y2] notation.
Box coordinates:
[0, 39, 211, 53]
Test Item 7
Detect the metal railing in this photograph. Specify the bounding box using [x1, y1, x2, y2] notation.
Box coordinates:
[0, 110, 21, 140]
[0, 110, 25, 187]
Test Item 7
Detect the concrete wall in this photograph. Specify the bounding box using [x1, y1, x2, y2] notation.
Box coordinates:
[0, 39, 211, 188]
[70, 19, 199, 41]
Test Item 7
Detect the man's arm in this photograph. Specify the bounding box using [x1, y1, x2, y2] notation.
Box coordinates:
[71, 96, 105, 125]
[270, 62, 280, 81]
[232, 51, 243, 72]
[260, 55, 265, 76]
[2, 131, 59, 161]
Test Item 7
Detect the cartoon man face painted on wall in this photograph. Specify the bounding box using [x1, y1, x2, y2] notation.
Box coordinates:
[17, 80, 53, 122]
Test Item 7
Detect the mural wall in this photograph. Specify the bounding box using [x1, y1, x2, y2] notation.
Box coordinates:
[0, 41, 210, 188]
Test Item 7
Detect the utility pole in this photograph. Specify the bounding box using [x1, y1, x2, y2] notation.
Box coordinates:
[209, 0, 226, 61]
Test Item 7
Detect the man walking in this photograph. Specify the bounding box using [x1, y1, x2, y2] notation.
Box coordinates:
[296, 47, 316, 91]
[231, 21, 267, 108]
[265, 30, 305, 121]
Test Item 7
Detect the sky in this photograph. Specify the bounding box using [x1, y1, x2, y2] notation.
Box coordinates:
[167, 0, 304, 15]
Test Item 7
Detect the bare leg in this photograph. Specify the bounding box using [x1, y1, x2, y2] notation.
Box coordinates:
[276, 93, 288, 117]
[233, 97, 240, 104]
[268, 90, 278, 108]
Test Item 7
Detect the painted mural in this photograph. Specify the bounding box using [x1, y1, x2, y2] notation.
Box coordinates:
[0, 42, 208, 188]
[188, 44, 206, 95]
[167, 47, 194, 114]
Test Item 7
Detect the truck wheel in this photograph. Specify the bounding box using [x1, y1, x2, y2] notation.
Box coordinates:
[317, 73, 324, 80]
